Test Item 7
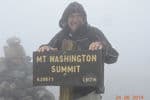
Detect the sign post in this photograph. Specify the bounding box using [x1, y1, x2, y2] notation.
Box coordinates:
[60, 40, 75, 100]
[33, 40, 104, 100]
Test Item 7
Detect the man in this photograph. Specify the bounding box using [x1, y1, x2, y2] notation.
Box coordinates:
[38, 2, 119, 100]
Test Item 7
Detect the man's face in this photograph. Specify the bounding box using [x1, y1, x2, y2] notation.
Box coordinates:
[68, 13, 84, 32]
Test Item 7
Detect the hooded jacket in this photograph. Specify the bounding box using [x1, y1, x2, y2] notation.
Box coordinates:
[47, 2, 119, 99]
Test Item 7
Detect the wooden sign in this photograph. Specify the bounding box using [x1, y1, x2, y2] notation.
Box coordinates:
[33, 50, 104, 87]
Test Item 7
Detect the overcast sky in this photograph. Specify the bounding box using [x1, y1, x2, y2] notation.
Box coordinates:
[0, 0, 150, 100]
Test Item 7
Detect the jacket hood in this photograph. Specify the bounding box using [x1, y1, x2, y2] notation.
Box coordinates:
[59, 2, 87, 29]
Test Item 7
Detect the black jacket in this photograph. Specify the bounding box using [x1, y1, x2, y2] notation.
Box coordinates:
[48, 25, 118, 64]
[47, 2, 119, 99]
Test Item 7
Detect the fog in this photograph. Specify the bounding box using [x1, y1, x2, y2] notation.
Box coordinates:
[0, 0, 150, 100]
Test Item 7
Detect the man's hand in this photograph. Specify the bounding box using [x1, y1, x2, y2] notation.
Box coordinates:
[37, 45, 58, 52]
[89, 42, 103, 51]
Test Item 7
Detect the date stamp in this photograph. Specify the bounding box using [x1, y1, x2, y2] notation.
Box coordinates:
[116, 96, 144, 100]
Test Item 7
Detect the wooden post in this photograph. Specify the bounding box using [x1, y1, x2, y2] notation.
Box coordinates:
[59, 39, 77, 100]
[60, 86, 73, 100]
